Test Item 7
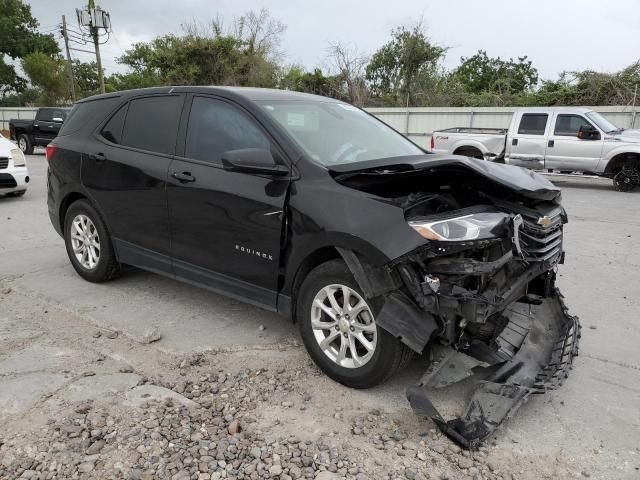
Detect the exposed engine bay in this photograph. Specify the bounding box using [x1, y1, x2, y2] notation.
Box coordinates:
[333, 159, 581, 449]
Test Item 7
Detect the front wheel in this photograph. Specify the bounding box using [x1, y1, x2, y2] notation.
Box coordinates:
[17, 134, 33, 155]
[613, 167, 640, 192]
[297, 260, 412, 389]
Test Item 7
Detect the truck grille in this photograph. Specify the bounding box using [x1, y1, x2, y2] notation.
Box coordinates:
[519, 213, 563, 262]
[0, 157, 8, 169]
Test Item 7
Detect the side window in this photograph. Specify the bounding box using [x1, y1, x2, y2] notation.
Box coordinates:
[52, 109, 66, 122]
[100, 103, 128, 144]
[37, 109, 53, 122]
[120, 96, 183, 155]
[185, 96, 271, 164]
[517, 114, 548, 135]
[554, 115, 592, 136]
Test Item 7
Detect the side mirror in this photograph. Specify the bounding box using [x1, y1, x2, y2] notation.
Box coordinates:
[577, 125, 600, 140]
[221, 148, 289, 176]
[53, 117, 64, 123]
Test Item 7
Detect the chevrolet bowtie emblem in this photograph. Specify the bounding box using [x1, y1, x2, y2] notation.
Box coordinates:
[537, 216, 552, 228]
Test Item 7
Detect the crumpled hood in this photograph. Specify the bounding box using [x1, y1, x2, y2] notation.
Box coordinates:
[329, 154, 560, 201]
[609, 129, 640, 143]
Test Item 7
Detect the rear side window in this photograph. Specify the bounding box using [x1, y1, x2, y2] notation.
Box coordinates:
[185, 96, 271, 164]
[121, 96, 183, 155]
[100, 104, 128, 144]
[554, 115, 592, 136]
[59, 97, 122, 136]
[518, 114, 548, 135]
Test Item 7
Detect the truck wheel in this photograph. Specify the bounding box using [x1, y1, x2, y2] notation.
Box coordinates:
[297, 259, 412, 389]
[613, 167, 640, 192]
[17, 134, 33, 155]
[64, 200, 121, 283]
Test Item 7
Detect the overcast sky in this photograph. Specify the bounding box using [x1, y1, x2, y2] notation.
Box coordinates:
[30, 0, 640, 81]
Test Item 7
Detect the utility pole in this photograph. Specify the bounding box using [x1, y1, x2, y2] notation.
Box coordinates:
[88, 0, 105, 94]
[76, 0, 110, 95]
[61, 15, 76, 102]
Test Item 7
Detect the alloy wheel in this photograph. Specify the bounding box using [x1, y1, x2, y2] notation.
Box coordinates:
[18, 137, 27, 153]
[311, 284, 378, 368]
[70, 214, 101, 270]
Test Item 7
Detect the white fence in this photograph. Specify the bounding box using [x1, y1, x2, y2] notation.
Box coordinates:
[2, 106, 637, 149]
[366, 106, 639, 148]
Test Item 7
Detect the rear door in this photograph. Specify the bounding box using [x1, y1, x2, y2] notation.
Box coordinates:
[167, 95, 290, 309]
[506, 112, 550, 170]
[82, 94, 185, 274]
[545, 113, 604, 172]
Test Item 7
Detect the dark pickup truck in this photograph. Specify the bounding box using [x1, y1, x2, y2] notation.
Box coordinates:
[9, 107, 70, 154]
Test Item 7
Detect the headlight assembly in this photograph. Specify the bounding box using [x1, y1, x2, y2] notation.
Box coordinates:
[409, 211, 509, 242]
[10, 148, 26, 167]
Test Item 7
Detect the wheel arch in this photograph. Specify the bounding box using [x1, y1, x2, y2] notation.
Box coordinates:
[603, 150, 640, 176]
[452, 143, 485, 159]
[284, 236, 392, 323]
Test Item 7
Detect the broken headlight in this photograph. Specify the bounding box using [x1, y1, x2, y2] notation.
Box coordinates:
[408, 211, 509, 241]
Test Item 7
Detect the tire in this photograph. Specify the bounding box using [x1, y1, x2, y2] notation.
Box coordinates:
[297, 259, 412, 389]
[18, 134, 33, 155]
[613, 167, 640, 192]
[64, 199, 120, 282]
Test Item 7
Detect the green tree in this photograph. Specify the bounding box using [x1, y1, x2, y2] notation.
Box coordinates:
[0, 0, 58, 96]
[21, 52, 70, 105]
[452, 50, 538, 95]
[72, 60, 100, 97]
[366, 22, 446, 105]
[279, 66, 340, 98]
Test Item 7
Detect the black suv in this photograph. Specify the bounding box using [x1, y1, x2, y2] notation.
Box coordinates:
[47, 87, 580, 447]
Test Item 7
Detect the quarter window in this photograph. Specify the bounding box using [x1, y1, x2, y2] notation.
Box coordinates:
[185, 96, 271, 164]
[517, 114, 548, 135]
[100, 104, 128, 145]
[554, 115, 593, 136]
[120, 96, 183, 155]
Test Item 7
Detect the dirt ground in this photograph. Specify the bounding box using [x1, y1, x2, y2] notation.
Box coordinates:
[0, 153, 639, 479]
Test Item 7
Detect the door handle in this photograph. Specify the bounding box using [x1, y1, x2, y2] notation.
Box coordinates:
[548, 139, 555, 147]
[171, 171, 196, 183]
[511, 138, 518, 146]
[89, 152, 106, 163]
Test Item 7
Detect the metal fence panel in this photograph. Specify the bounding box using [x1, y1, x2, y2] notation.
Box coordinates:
[0, 108, 39, 134]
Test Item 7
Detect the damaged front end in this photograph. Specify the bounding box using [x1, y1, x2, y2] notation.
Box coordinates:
[333, 158, 581, 449]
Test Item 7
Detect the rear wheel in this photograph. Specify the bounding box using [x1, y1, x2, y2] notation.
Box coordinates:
[17, 134, 33, 155]
[297, 259, 412, 389]
[64, 200, 120, 282]
[613, 167, 640, 192]
[454, 147, 483, 160]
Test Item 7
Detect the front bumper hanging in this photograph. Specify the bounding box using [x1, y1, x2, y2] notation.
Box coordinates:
[407, 287, 580, 449]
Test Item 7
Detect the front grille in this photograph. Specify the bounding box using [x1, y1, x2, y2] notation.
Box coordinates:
[519, 213, 563, 262]
[0, 173, 17, 188]
[0, 157, 8, 169]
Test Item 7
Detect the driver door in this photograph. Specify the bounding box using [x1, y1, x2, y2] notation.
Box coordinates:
[545, 114, 604, 172]
[167, 95, 291, 309]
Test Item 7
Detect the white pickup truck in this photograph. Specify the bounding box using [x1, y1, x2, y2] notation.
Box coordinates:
[430, 107, 640, 191]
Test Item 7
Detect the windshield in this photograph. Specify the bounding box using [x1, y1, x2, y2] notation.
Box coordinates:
[258, 100, 423, 166]
[585, 111, 620, 133]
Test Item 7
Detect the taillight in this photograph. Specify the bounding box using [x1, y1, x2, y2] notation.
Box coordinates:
[45, 143, 57, 162]
[430, 135, 435, 151]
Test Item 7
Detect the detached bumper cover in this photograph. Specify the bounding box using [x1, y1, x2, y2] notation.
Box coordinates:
[407, 288, 580, 449]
